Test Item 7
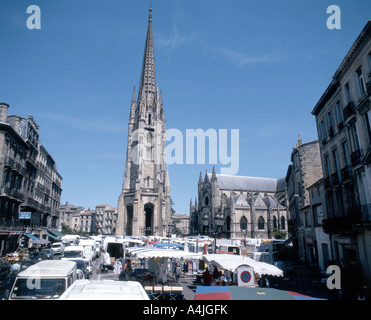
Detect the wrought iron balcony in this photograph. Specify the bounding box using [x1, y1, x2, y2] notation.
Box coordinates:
[323, 204, 371, 234]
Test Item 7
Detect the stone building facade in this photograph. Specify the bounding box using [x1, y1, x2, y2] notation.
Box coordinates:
[0, 102, 62, 254]
[307, 178, 331, 273]
[190, 168, 289, 239]
[59, 202, 85, 230]
[116, 8, 171, 237]
[96, 204, 117, 235]
[311, 20, 371, 286]
[171, 214, 190, 236]
[285, 137, 323, 261]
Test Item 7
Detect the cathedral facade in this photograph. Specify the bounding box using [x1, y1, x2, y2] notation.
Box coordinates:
[190, 168, 289, 239]
[116, 8, 171, 237]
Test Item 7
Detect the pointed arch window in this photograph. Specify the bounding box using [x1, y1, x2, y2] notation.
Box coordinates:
[258, 216, 265, 230]
[273, 216, 277, 229]
[240, 216, 247, 231]
[281, 216, 286, 230]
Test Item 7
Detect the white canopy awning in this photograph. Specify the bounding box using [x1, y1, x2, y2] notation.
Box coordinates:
[126, 246, 202, 260]
[203, 254, 283, 277]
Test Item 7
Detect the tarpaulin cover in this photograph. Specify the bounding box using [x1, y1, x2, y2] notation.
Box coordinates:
[195, 286, 325, 300]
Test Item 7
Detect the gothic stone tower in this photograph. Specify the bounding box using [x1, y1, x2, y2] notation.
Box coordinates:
[116, 8, 171, 237]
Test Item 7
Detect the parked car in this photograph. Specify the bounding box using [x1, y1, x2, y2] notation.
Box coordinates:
[40, 248, 54, 260]
[65, 259, 90, 279]
[29, 251, 48, 262]
[51, 242, 65, 255]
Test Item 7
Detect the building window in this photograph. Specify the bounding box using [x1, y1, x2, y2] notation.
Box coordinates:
[364, 111, 371, 146]
[305, 211, 311, 227]
[326, 192, 335, 219]
[204, 196, 209, 206]
[258, 216, 265, 230]
[344, 82, 352, 104]
[342, 141, 351, 167]
[312, 204, 322, 226]
[319, 120, 326, 143]
[350, 124, 361, 152]
[332, 149, 341, 182]
[335, 100, 344, 127]
[273, 216, 277, 229]
[355, 67, 366, 97]
[336, 189, 345, 217]
[327, 112, 334, 137]
[240, 216, 247, 230]
[324, 155, 332, 178]
[280, 216, 286, 230]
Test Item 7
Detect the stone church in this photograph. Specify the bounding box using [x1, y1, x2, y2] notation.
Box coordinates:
[116, 8, 171, 237]
[190, 168, 289, 239]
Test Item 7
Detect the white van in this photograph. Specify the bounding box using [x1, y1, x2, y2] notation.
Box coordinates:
[79, 239, 97, 260]
[61, 235, 80, 246]
[51, 242, 65, 255]
[62, 246, 93, 274]
[9, 260, 77, 300]
[103, 238, 125, 269]
[59, 280, 149, 300]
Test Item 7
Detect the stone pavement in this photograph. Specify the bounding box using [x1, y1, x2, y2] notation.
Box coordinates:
[178, 275, 197, 300]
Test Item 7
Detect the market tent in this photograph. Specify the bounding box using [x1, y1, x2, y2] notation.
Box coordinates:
[25, 233, 38, 240]
[122, 238, 145, 245]
[48, 230, 64, 238]
[154, 243, 184, 249]
[203, 254, 283, 277]
[128, 247, 202, 260]
[195, 286, 325, 300]
[31, 238, 50, 245]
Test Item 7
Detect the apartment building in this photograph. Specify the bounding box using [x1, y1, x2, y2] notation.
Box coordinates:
[312, 21, 371, 286]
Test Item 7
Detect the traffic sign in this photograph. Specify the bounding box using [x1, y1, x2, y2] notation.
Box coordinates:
[236, 265, 255, 287]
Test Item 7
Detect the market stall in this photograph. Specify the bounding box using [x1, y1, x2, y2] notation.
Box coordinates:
[125, 246, 203, 300]
[202, 253, 284, 277]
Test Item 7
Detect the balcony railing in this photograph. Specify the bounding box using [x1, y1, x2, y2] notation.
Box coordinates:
[331, 172, 340, 186]
[351, 149, 363, 167]
[323, 204, 371, 234]
[341, 166, 352, 181]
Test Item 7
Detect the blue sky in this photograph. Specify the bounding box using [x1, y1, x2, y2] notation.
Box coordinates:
[1, 0, 371, 216]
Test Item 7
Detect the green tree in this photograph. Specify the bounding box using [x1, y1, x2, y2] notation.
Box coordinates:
[272, 228, 286, 240]
[170, 197, 176, 215]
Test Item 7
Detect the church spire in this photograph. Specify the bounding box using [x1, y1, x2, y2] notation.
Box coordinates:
[138, 6, 157, 104]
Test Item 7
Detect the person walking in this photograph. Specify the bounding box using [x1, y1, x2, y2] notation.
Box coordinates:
[174, 263, 182, 284]
[123, 259, 133, 281]
[114, 259, 122, 275]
